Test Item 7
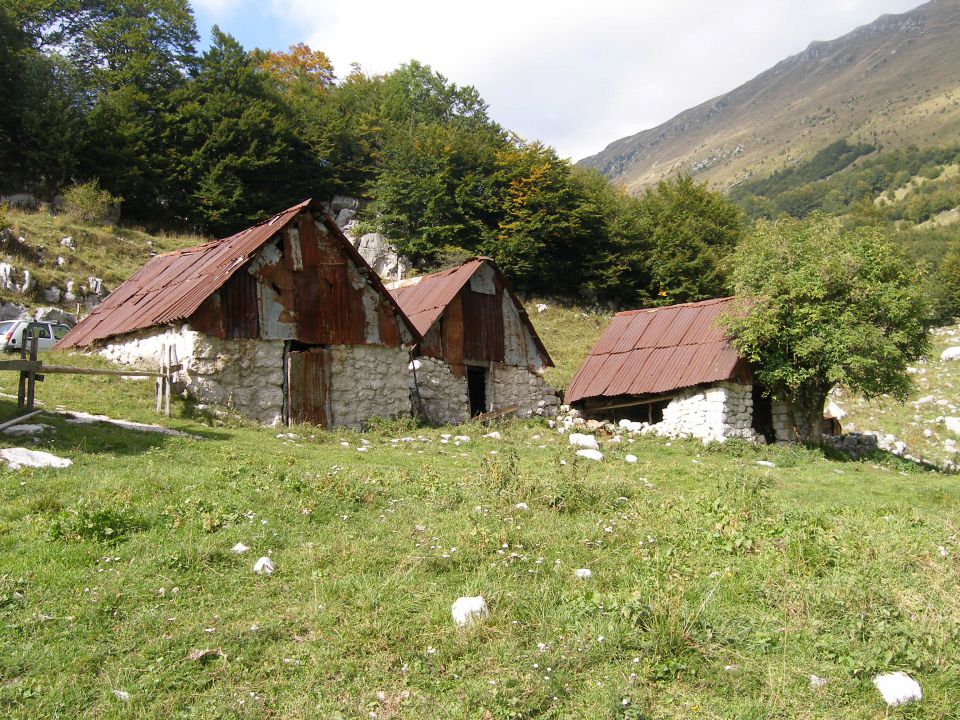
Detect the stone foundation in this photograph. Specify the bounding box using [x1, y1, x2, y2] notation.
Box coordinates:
[409, 358, 559, 424]
[98, 325, 285, 425]
[327, 344, 410, 428]
[771, 400, 798, 443]
[97, 326, 411, 428]
[489, 363, 560, 419]
[653, 382, 755, 443]
[410, 356, 470, 424]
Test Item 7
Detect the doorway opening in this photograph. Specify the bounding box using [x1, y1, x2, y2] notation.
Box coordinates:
[751, 385, 775, 443]
[466, 365, 487, 417]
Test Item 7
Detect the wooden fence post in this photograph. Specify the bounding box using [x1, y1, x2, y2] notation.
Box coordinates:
[26, 334, 39, 412]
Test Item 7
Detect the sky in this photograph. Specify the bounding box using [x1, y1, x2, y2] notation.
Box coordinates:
[190, 0, 924, 162]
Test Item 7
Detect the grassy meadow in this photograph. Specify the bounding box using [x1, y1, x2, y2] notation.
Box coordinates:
[0, 343, 957, 719]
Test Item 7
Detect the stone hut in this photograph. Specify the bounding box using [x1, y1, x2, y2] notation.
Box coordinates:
[387, 257, 558, 423]
[55, 199, 419, 427]
[565, 297, 795, 443]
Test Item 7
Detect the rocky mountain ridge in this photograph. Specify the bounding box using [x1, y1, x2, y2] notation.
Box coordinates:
[580, 0, 960, 193]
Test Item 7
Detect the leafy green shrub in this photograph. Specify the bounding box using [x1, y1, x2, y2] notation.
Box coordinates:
[0, 203, 8, 231]
[49, 499, 143, 544]
[62, 179, 122, 224]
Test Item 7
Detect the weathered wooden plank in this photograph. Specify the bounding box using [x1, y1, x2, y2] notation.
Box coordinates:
[442, 294, 464, 365]
[0, 409, 44, 432]
[288, 348, 330, 426]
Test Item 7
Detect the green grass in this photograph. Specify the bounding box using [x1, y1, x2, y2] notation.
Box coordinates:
[524, 301, 611, 391]
[0, 352, 957, 718]
[840, 323, 960, 468]
[2, 209, 205, 306]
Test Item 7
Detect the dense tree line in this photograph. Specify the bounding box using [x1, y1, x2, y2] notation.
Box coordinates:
[1, 0, 743, 306]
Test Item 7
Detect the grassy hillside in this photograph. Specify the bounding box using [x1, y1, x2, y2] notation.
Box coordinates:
[580, 0, 960, 194]
[0, 334, 957, 717]
[0, 208, 205, 308]
[524, 302, 611, 391]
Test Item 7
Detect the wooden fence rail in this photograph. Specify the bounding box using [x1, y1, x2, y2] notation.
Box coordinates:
[0, 331, 180, 417]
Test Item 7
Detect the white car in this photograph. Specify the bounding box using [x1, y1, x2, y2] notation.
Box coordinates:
[0, 320, 72, 353]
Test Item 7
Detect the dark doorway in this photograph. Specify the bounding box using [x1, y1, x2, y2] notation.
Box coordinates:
[467, 365, 487, 417]
[752, 385, 775, 443]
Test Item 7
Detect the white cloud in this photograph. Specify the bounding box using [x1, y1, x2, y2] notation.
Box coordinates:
[222, 0, 924, 160]
[191, 0, 244, 16]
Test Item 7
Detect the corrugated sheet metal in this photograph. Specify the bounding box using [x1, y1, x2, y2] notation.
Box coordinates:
[387, 257, 553, 367]
[462, 287, 504, 362]
[566, 297, 742, 404]
[56, 199, 420, 349]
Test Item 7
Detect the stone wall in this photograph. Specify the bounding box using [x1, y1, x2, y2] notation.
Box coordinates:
[771, 400, 798, 443]
[408, 359, 559, 424]
[489, 363, 560, 419]
[654, 381, 756, 443]
[410, 356, 469, 424]
[97, 324, 285, 425]
[327, 344, 411, 428]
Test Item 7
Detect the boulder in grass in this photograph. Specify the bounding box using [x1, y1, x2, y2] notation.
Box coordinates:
[625, 454, 638, 464]
[873, 672, 921, 707]
[231, 543, 249, 554]
[574, 568, 593, 579]
[2, 423, 53, 437]
[941, 346, 960, 362]
[0, 447, 71, 470]
[576, 449, 603, 462]
[253, 557, 274, 575]
[451, 596, 487, 628]
[568, 433, 599, 450]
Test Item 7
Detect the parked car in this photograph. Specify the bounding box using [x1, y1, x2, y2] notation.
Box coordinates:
[0, 320, 72, 353]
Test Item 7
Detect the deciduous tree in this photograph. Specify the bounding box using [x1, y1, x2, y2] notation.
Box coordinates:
[721, 215, 931, 443]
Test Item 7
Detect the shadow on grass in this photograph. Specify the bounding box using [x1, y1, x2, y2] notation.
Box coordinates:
[704, 436, 947, 474]
[0, 399, 233, 458]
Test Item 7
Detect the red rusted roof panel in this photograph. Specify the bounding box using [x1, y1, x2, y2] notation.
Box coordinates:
[566, 297, 741, 404]
[388, 257, 553, 367]
[56, 199, 420, 349]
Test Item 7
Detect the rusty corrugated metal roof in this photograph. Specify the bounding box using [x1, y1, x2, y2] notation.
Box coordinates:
[387, 257, 553, 367]
[565, 297, 742, 404]
[56, 199, 420, 349]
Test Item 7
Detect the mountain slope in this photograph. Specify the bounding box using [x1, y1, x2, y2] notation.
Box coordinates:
[580, 0, 960, 193]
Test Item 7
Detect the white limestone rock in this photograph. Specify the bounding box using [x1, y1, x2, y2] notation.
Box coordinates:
[568, 433, 599, 450]
[253, 557, 275, 575]
[0, 447, 71, 469]
[574, 568, 593, 579]
[451, 595, 488, 628]
[618, 419, 645, 433]
[625, 454, 638, 463]
[2, 423, 53, 437]
[575, 448, 604, 461]
[943, 417, 960, 436]
[873, 671, 921, 707]
[941, 346, 960, 361]
[231, 543, 250, 554]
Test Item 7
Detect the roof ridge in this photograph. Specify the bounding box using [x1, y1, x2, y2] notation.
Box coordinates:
[614, 296, 734, 317]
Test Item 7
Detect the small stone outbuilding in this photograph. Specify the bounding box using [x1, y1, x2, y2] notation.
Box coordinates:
[566, 297, 795, 443]
[55, 199, 419, 427]
[387, 258, 558, 423]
